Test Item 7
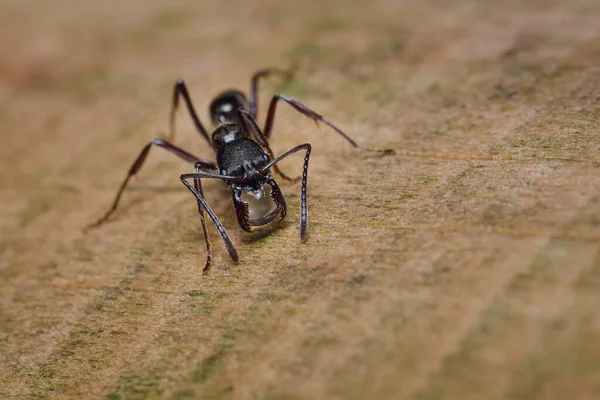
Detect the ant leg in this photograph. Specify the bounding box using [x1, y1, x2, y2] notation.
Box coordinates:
[180, 172, 242, 272]
[249, 65, 297, 119]
[238, 109, 301, 183]
[192, 163, 214, 274]
[263, 94, 395, 154]
[168, 79, 212, 146]
[86, 139, 217, 229]
[260, 143, 312, 241]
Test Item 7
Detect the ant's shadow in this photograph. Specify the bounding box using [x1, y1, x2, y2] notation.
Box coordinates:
[241, 220, 291, 243]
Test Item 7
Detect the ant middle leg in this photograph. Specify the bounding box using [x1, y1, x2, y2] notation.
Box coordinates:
[263, 94, 395, 154]
[86, 139, 216, 230]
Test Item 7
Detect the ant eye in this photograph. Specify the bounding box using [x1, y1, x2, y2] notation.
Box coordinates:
[263, 154, 269, 160]
[220, 169, 227, 175]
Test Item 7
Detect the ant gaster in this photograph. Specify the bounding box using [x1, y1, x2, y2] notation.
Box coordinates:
[87, 67, 394, 274]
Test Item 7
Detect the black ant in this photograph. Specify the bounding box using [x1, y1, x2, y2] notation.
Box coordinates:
[87, 67, 394, 274]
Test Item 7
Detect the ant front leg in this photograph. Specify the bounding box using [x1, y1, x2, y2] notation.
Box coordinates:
[249, 65, 297, 120]
[260, 143, 312, 241]
[168, 79, 212, 146]
[86, 139, 216, 230]
[180, 171, 242, 274]
[192, 163, 214, 273]
[263, 94, 395, 154]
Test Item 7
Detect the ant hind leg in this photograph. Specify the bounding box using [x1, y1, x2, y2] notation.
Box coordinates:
[263, 94, 395, 154]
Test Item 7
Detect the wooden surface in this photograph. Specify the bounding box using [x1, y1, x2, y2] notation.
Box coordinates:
[1, 0, 600, 399]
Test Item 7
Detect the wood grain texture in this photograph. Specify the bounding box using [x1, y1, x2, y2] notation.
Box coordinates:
[1, 0, 600, 399]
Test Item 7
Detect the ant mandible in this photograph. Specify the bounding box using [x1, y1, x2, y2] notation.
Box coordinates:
[87, 67, 394, 274]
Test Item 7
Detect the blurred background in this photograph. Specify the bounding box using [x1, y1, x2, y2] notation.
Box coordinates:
[1, 0, 600, 399]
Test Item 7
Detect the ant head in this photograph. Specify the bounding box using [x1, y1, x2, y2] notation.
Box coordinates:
[209, 90, 249, 125]
[216, 138, 271, 191]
